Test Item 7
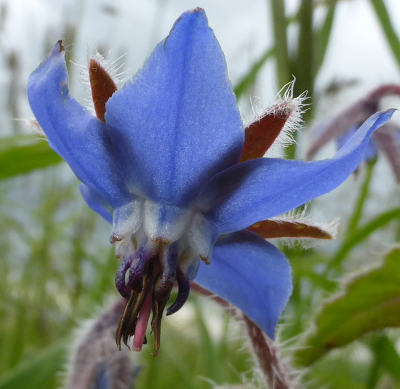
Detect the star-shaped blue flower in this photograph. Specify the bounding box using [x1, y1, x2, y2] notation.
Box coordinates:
[27, 8, 393, 354]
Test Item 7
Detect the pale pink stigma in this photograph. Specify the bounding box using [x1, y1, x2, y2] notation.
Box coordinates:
[133, 290, 152, 351]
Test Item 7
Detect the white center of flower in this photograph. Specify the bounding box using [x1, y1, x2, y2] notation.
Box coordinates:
[112, 198, 216, 268]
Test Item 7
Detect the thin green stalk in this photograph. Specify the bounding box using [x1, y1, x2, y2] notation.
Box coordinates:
[346, 158, 377, 235]
[294, 0, 314, 99]
[370, 0, 400, 67]
[269, 0, 291, 88]
[314, 1, 337, 76]
[286, 0, 313, 159]
[234, 47, 275, 99]
[327, 207, 400, 272]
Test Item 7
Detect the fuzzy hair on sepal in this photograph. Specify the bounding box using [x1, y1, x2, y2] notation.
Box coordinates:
[243, 78, 309, 159]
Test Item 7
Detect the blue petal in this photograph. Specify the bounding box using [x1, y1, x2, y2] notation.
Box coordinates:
[195, 230, 292, 338]
[27, 42, 130, 208]
[80, 184, 112, 223]
[197, 110, 394, 234]
[337, 126, 377, 161]
[105, 9, 244, 205]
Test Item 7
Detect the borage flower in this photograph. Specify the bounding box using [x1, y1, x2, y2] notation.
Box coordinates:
[27, 8, 394, 355]
[307, 85, 400, 182]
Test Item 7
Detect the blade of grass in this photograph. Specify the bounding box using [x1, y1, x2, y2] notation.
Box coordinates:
[327, 207, 400, 272]
[0, 340, 66, 389]
[286, 0, 313, 159]
[294, 0, 314, 98]
[234, 47, 275, 99]
[346, 158, 377, 234]
[370, 0, 400, 67]
[269, 0, 291, 88]
[314, 1, 337, 75]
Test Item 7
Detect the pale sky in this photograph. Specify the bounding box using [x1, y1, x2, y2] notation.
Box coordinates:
[2, 0, 400, 124]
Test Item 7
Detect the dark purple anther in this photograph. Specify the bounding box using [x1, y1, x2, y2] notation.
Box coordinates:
[128, 247, 151, 292]
[115, 256, 132, 298]
[155, 247, 178, 298]
[166, 267, 190, 315]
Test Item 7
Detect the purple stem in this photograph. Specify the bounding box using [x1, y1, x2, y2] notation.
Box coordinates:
[242, 314, 296, 389]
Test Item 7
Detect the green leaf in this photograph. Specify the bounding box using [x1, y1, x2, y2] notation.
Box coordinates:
[0, 135, 62, 180]
[370, 0, 400, 67]
[0, 341, 66, 389]
[234, 47, 274, 99]
[295, 247, 400, 366]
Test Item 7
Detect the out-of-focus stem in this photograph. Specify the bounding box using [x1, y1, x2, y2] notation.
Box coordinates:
[269, 0, 291, 89]
[327, 207, 400, 273]
[370, 0, 400, 67]
[286, 0, 313, 160]
[295, 0, 313, 101]
[346, 158, 377, 235]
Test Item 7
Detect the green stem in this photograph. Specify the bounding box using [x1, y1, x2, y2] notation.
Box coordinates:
[269, 0, 291, 89]
[286, 0, 314, 159]
[346, 158, 377, 235]
[234, 47, 275, 100]
[294, 0, 314, 99]
[327, 207, 400, 273]
[314, 1, 337, 76]
[370, 0, 400, 67]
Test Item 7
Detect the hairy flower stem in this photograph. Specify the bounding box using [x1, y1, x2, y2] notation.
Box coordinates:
[242, 315, 296, 389]
[191, 282, 297, 388]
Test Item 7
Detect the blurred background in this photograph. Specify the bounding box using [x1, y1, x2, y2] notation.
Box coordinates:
[1, 0, 400, 388]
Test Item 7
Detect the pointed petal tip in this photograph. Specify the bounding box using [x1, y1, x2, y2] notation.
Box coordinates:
[374, 108, 396, 123]
[49, 40, 65, 58]
[182, 7, 207, 21]
[363, 108, 396, 138]
[56, 40, 64, 52]
[28, 42, 67, 100]
[189, 7, 206, 15]
[371, 109, 396, 128]
[384, 108, 397, 118]
[165, 7, 208, 45]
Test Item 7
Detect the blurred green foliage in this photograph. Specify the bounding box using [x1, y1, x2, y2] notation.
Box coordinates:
[296, 248, 400, 366]
[1, 1, 400, 388]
